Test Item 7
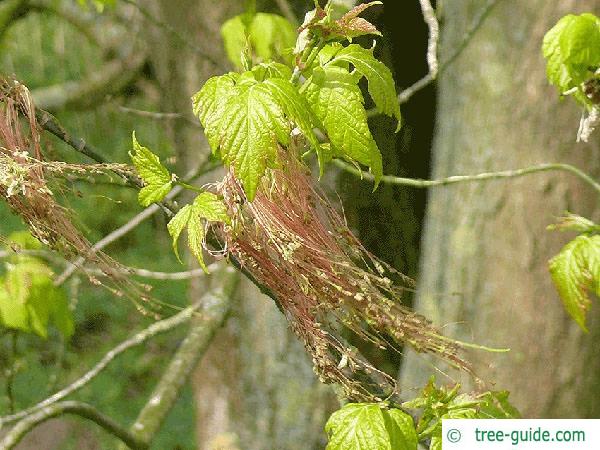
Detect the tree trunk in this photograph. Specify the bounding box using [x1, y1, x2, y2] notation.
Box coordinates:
[400, 0, 600, 418]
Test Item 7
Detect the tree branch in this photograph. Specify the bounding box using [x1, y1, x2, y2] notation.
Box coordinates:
[0, 0, 29, 42]
[0, 279, 220, 428]
[31, 52, 146, 111]
[126, 265, 239, 447]
[27, 0, 105, 47]
[334, 160, 600, 195]
[122, 0, 225, 70]
[0, 401, 146, 450]
[28, 106, 178, 216]
[383, 0, 504, 109]
[419, 0, 439, 80]
[21, 96, 404, 409]
[116, 105, 202, 129]
[54, 158, 220, 285]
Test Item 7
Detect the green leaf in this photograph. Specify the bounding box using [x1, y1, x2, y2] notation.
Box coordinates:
[542, 13, 600, 104]
[167, 204, 194, 264]
[387, 408, 419, 450]
[429, 436, 442, 450]
[559, 13, 600, 66]
[130, 132, 173, 207]
[0, 285, 29, 333]
[327, 43, 401, 127]
[263, 77, 323, 172]
[0, 260, 73, 338]
[325, 403, 417, 450]
[193, 192, 231, 225]
[221, 13, 296, 69]
[221, 15, 247, 69]
[192, 73, 239, 154]
[187, 211, 207, 272]
[251, 62, 294, 81]
[167, 192, 230, 272]
[402, 379, 519, 443]
[548, 234, 600, 331]
[195, 72, 320, 200]
[543, 16, 576, 91]
[218, 80, 289, 200]
[6, 230, 42, 251]
[477, 391, 521, 419]
[304, 65, 383, 185]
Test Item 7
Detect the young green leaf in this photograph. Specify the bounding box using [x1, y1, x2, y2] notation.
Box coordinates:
[0, 259, 73, 339]
[186, 211, 206, 272]
[402, 379, 519, 444]
[303, 65, 383, 185]
[130, 132, 173, 207]
[221, 13, 296, 69]
[251, 62, 294, 81]
[192, 73, 239, 153]
[194, 72, 320, 200]
[193, 192, 231, 224]
[167, 204, 194, 264]
[548, 234, 600, 332]
[167, 192, 230, 272]
[547, 212, 600, 234]
[263, 77, 323, 171]
[326, 43, 401, 127]
[558, 13, 600, 66]
[217, 80, 289, 200]
[301, 2, 382, 43]
[330, 2, 383, 39]
[542, 13, 600, 105]
[325, 403, 418, 450]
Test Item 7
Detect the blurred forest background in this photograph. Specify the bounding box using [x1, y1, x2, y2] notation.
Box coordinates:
[0, 0, 598, 449]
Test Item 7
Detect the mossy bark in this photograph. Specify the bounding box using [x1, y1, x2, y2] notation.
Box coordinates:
[400, 0, 600, 418]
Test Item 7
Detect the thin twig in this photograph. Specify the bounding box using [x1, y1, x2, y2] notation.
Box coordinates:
[0, 282, 219, 427]
[122, 0, 224, 70]
[53, 187, 181, 286]
[334, 160, 600, 195]
[123, 267, 208, 280]
[27, 0, 104, 48]
[26, 104, 180, 213]
[0, 401, 146, 450]
[31, 52, 146, 111]
[0, 249, 209, 280]
[392, 0, 503, 108]
[126, 266, 239, 447]
[440, 0, 503, 77]
[419, 0, 439, 79]
[116, 105, 202, 128]
[54, 158, 220, 285]
[35, 109, 114, 167]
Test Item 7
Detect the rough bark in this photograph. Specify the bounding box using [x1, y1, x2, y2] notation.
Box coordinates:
[400, 0, 600, 418]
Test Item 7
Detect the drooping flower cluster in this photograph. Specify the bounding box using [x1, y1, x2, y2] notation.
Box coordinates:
[0, 79, 152, 311]
[217, 146, 474, 401]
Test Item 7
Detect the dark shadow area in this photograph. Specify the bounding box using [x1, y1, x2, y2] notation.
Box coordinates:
[336, 0, 437, 375]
